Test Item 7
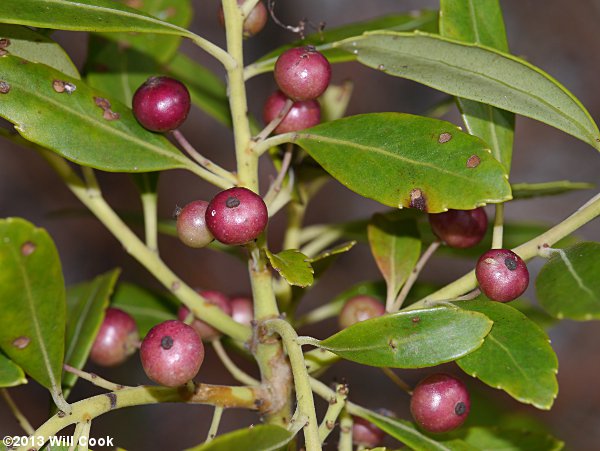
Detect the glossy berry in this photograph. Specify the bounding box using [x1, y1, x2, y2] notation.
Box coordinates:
[178, 290, 232, 341]
[176, 200, 214, 248]
[274, 46, 332, 101]
[352, 416, 385, 448]
[263, 90, 321, 134]
[339, 295, 385, 329]
[90, 308, 139, 367]
[132, 76, 190, 132]
[205, 187, 268, 245]
[476, 249, 529, 302]
[410, 373, 470, 433]
[230, 296, 254, 326]
[218, 0, 268, 38]
[140, 320, 204, 387]
[428, 207, 488, 248]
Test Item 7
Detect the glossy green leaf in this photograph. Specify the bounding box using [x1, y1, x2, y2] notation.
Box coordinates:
[111, 283, 177, 337]
[0, 218, 66, 404]
[319, 307, 492, 368]
[0, 352, 27, 387]
[0, 55, 191, 172]
[266, 249, 314, 288]
[63, 269, 121, 398]
[295, 113, 511, 212]
[536, 242, 600, 320]
[245, 10, 438, 78]
[337, 32, 600, 152]
[186, 424, 293, 451]
[511, 181, 594, 199]
[456, 426, 564, 451]
[368, 214, 421, 303]
[0, 24, 79, 78]
[456, 300, 558, 410]
[508, 299, 558, 331]
[440, 0, 515, 170]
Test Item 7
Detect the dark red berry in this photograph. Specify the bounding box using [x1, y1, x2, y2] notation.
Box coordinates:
[230, 296, 253, 326]
[176, 200, 214, 248]
[352, 416, 385, 448]
[476, 249, 529, 302]
[205, 187, 268, 245]
[140, 320, 204, 387]
[178, 290, 232, 340]
[410, 373, 470, 433]
[339, 295, 385, 329]
[274, 46, 332, 101]
[90, 307, 139, 367]
[428, 207, 488, 248]
[132, 76, 190, 132]
[218, 0, 268, 38]
[263, 90, 321, 134]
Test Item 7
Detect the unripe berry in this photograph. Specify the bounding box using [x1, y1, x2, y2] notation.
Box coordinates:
[230, 296, 253, 326]
[274, 46, 332, 101]
[132, 76, 190, 132]
[410, 373, 470, 433]
[205, 187, 268, 245]
[352, 416, 385, 448]
[339, 295, 385, 329]
[178, 290, 232, 341]
[90, 307, 139, 367]
[218, 0, 268, 38]
[476, 249, 529, 302]
[263, 90, 321, 134]
[428, 207, 488, 248]
[176, 200, 214, 248]
[140, 320, 204, 387]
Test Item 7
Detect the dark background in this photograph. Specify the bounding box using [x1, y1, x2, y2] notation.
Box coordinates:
[1, 0, 599, 449]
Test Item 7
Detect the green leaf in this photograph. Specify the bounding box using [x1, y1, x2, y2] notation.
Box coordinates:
[295, 113, 512, 212]
[111, 283, 177, 337]
[337, 32, 600, 152]
[368, 214, 421, 303]
[185, 424, 293, 451]
[456, 426, 564, 451]
[456, 300, 558, 410]
[320, 81, 354, 123]
[0, 55, 191, 172]
[63, 269, 121, 398]
[319, 307, 492, 368]
[511, 181, 594, 199]
[265, 249, 314, 288]
[0, 24, 79, 78]
[0, 218, 66, 405]
[536, 242, 600, 320]
[246, 10, 438, 77]
[307, 240, 356, 263]
[440, 0, 515, 170]
[0, 352, 27, 387]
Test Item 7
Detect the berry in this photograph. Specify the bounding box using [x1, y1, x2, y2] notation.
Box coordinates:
[476, 249, 529, 302]
[339, 295, 385, 329]
[205, 187, 268, 245]
[178, 290, 232, 341]
[140, 320, 204, 387]
[410, 373, 470, 433]
[176, 200, 214, 248]
[274, 46, 332, 101]
[263, 90, 321, 134]
[352, 416, 385, 448]
[132, 76, 190, 132]
[230, 296, 254, 326]
[90, 307, 139, 367]
[218, 0, 268, 38]
[428, 207, 488, 248]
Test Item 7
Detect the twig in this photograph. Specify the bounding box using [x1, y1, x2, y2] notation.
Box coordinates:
[212, 339, 260, 386]
[206, 406, 224, 442]
[337, 410, 353, 451]
[255, 98, 293, 142]
[318, 383, 348, 444]
[0, 389, 34, 434]
[63, 364, 130, 392]
[380, 368, 413, 395]
[492, 203, 505, 249]
[264, 144, 293, 206]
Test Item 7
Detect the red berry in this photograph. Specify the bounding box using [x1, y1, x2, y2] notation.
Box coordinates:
[476, 249, 529, 302]
[263, 90, 321, 134]
[176, 200, 214, 248]
[140, 320, 204, 387]
[352, 416, 385, 448]
[410, 373, 470, 433]
[218, 0, 268, 38]
[90, 308, 139, 367]
[205, 187, 268, 245]
[132, 76, 190, 132]
[230, 296, 253, 326]
[339, 295, 385, 329]
[178, 290, 232, 341]
[274, 46, 332, 101]
[428, 207, 488, 248]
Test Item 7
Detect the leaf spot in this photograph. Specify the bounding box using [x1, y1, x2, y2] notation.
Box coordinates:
[94, 96, 121, 121]
[377, 64, 385, 71]
[125, 0, 143, 7]
[0, 80, 10, 94]
[466, 155, 481, 168]
[388, 339, 398, 351]
[20, 241, 36, 256]
[12, 336, 30, 349]
[105, 392, 117, 410]
[438, 132, 452, 143]
[0, 38, 11, 49]
[52, 80, 77, 94]
[412, 317, 420, 323]
[409, 188, 427, 211]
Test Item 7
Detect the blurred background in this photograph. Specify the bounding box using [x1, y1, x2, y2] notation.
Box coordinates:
[0, 0, 599, 449]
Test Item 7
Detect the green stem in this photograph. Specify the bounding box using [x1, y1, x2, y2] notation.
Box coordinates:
[141, 192, 158, 253]
[212, 339, 260, 386]
[252, 133, 296, 157]
[1, 389, 34, 435]
[337, 410, 353, 451]
[63, 364, 130, 392]
[206, 406, 224, 443]
[491, 203, 505, 249]
[318, 384, 348, 444]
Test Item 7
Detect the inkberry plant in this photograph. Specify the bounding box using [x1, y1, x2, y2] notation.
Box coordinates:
[0, 1, 598, 450]
[263, 90, 321, 134]
[89, 307, 139, 367]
